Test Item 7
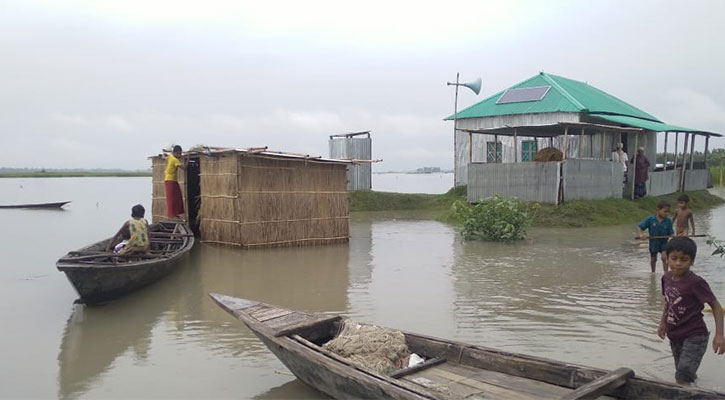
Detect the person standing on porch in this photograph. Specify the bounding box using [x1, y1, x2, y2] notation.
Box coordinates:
[631, 146, 650, 198]
[165, 145, 186, 220]
[611, 142, 629, 183]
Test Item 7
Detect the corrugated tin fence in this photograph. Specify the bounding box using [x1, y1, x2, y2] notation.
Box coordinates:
[329, 133, 372, 190]
[684, 170, 709, 191]
[563, 159, 623, 200]
[468, 159, 623, 204]
[468, 162, 560, 204]
[648, 170, 680, 197]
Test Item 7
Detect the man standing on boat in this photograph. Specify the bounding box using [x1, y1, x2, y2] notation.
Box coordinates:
[165, 145, 186, 220]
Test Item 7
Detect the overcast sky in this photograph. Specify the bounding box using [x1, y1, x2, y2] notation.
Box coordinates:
[2, 0, 724, 171]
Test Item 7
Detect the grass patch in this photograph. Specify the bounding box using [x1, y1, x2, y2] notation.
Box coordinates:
[349, 186, 465, 213]
[527, 190, 722, 228]
[712, 166, 725, 186]
[350, 187, 723, 228]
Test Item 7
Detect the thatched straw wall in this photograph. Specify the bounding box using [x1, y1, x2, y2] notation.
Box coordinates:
[150, 156, 187, 223]
[199, 153, 349, 248]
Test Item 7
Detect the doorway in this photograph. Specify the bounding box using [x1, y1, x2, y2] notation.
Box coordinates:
[186, 157, 201, 236]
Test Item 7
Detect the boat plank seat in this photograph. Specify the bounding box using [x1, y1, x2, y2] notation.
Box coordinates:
[560, 367, 634, 400]
[403, 361, 614, 400]
[390, 358, 446, 379]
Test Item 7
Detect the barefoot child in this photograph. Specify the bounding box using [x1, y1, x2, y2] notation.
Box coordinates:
[672, 194, 695, 236]
[637, 200, 674, 273]
[658, 237, 724, 385]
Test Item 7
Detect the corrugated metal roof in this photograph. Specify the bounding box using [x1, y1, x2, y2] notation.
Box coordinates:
[590, 114, 722, 137]
[447, 72, 660, 121]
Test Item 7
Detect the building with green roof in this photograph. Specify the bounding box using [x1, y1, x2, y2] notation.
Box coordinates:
[447, 72, 719, 203]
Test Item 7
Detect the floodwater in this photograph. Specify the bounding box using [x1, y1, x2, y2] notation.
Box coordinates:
[1, 177, 724, 399]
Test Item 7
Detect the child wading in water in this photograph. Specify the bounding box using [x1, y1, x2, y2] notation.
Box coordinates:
[658, 237, 724, 385]
[637, 200, 674, 273]
[672, 194, 696, 236]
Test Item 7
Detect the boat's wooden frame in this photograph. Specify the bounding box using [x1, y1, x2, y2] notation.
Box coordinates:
[57, 221, 194, 305]
[0, 200, 71, 209]
[210, 293, 725, 400]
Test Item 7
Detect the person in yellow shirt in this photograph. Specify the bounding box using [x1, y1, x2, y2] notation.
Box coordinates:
[165, 145, 185, 219]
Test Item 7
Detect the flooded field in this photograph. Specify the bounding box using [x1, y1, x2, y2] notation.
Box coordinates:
[1, 177, 724, 398]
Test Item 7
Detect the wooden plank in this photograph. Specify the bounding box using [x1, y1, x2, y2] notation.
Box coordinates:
[405, 373, 480, 399]
[274, 315, 342, 337]
[409, 366, 536, 400]
[264, 312, 311, 329]
[239, 304, 269, 317]
[560, 368, 633, 400]
[390, 358, 446, 379]
[254, 309, 294, 322]
[438, 362, 580, 399]
[252, 307, 288, 320]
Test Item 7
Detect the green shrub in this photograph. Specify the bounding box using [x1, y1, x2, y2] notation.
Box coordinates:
[453, 195, 539, 242]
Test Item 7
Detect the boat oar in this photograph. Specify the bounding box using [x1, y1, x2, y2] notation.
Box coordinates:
[634, 234, 706, 240]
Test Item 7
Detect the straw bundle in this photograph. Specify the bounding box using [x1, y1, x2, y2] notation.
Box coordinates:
[534, 147, 563, 162]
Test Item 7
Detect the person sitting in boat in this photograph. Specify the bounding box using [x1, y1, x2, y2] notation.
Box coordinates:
[106, 204, 150, 254]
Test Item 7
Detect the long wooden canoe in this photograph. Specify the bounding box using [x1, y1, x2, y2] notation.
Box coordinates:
[0, 200, 70, 209]
[210, 293, 725, 400]
[57, 221, 194, 305]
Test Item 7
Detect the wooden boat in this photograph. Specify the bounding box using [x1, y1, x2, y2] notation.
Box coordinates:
[57, 221, 194, 305]
[0, 200, 70, 209]
[210, 294, 725, 400]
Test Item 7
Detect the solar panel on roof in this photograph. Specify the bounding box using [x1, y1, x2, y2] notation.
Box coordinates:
[496, 86, 551, 104]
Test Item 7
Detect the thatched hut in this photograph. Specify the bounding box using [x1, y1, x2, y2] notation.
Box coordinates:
[150, 147, 351, 248]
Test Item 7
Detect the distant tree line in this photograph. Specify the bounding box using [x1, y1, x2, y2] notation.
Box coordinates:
[656, 148, 725, 165]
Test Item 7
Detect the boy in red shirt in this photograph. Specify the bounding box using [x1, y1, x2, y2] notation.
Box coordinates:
[658, 237, 724, 385]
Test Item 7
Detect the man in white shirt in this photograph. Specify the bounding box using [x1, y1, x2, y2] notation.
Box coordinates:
[611, 143, 628, 183]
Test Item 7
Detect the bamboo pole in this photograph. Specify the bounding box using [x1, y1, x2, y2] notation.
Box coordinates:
[514, 128, 518, 163]
[679, 133, 689, 192]
[494, 134, 499, 163]
[689, 134, 696, 170]
[578, 127, 584, 159]
[469, 131, 473, 163]
[601, 131, 606, 160]
[704, 134, 710, 168]
[674, 132, 679, 169]
[563, 126, 569, 161]
[663, 132, 668, 170]
[631, 133, 638, 200]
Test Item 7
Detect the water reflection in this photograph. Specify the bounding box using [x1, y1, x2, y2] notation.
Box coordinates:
[254, 378, 324, 399]
[57, 263, 187, 400]
[195, 242, 351, 313]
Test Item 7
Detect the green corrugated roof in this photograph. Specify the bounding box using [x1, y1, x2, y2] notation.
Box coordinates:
[591, 114, 721, 136]
[446, 72, 661, 122]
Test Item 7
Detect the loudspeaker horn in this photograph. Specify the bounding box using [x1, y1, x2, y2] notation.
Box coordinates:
[462, 77, 482, 95]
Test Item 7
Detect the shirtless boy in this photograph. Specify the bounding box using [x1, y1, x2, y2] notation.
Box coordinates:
[672, 194, 695, 236]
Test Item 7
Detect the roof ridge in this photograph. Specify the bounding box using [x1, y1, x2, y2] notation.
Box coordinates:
[539, 73, 586, 111]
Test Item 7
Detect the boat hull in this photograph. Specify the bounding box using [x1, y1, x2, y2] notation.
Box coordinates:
[57, 222, 194, 305]
[210, 294, 725, 400]
[0, 201, 71, 209]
